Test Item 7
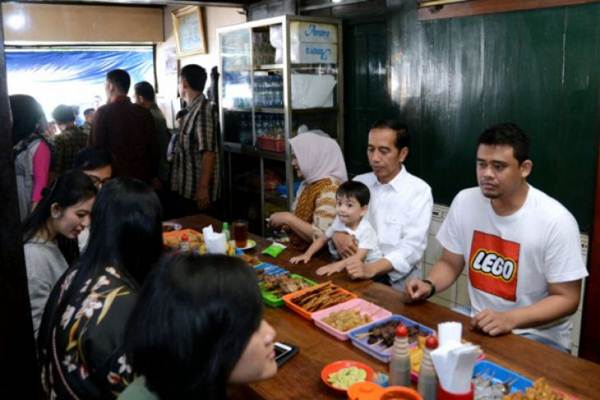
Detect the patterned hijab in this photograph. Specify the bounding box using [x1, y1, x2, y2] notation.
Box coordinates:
[290, 131, 348, 184]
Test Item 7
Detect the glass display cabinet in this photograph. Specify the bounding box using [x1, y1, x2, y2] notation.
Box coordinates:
[218, 15, 343, 235]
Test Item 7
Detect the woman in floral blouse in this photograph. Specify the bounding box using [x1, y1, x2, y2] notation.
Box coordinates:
[38, 177, 163, 399]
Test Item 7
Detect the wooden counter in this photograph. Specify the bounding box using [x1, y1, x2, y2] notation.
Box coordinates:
[174, 215, 600, 400]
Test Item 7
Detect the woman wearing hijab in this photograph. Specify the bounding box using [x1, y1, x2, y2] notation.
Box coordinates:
[269, 131, 347, 250]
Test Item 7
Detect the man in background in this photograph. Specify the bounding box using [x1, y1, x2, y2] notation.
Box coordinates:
[80, 108, 95, 136]
[133, 81, 171, 187]
[170, 64, 219, 216]
[90, 69, 159, 184]
[51, 104, 88, 178]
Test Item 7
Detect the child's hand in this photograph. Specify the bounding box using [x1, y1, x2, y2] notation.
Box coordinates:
[290, 254, 310, 264]
[316, 263, 345, 276]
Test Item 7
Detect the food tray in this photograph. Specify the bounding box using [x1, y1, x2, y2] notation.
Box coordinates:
[260, 273, 317, 308]
[162, 228, 203, 249]
[473, 360, 532, 394]
[347, 314, 435, 363]
[282, 282, 357, 320]
[254, 262, 289, 276]
[312, 299, 392, 341]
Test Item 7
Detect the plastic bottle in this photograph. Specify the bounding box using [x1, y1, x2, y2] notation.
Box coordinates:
[418, 335, 439, 400]
[389, 324, 411, 387]
[179, 233, 191, 252]
[222, 222, 231, 241]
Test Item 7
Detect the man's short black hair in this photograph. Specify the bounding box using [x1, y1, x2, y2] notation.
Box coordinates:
[370, 119, 410, 151]
[106, 69, 131, 94]
[73, 147, 113, 171]
[83, 108, 95, 117]
[180, 64, 207, 92]
[52, 104, 76, 123]
[336, 181, 371, 207]
[134, 81, 156, 102]
[478, 123, 530, 164]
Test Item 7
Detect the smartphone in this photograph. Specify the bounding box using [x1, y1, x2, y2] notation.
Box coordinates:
[274, 341, 298, 367]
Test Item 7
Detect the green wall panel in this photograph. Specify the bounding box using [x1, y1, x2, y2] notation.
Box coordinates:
[346, 3, 600, 231]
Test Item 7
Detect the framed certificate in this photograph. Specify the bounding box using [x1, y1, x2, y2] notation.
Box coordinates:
[171, 6, 207, 57]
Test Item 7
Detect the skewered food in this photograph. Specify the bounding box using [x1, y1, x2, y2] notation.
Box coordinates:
[363, 321, 429, 348]
[260, 274, 312, 296]
[503, 378, 565, 400]
[290, 282, 354, 312]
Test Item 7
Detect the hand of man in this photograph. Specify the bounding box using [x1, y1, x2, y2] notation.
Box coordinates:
[346, 259, 375, 280]
[470, 309, 517, 336]
[196, 187, 211, 210]
[332, 232, 358, 258]
[290, 254, 310, 264]
[268, 212, 291, 229]
[404, 279, 432, 302]
[316, 263, 345, 277]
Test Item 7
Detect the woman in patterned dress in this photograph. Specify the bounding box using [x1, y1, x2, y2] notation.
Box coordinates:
[268, 131, 347, 250]
[38, 177, 163, 399]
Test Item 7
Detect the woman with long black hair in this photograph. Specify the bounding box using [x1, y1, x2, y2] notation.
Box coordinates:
[23, 169, 96, 338]
[38, 177, 163, 399]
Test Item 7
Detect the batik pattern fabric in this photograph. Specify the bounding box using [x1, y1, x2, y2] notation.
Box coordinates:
[39, 266, 137, 399]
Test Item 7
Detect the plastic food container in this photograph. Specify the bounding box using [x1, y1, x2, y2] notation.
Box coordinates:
[473, 360, 532, 394]
[347, 381, 423, 400]
[260, 273, 316, 308]
[347, 315, 435, 363]
[321, 360, 375, 394]
[312, 299, 392, 341]
[282, 282, 357, 320]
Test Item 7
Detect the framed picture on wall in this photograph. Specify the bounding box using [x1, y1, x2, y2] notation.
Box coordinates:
[172, 6, 207, 57]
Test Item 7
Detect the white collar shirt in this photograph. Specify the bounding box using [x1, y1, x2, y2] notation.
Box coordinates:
[355, 166, 433, 283]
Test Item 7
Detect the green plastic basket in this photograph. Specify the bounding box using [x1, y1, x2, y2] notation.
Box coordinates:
[260, 274, 317, 307]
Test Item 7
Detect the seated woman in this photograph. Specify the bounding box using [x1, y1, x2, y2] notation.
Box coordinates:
[10, 94, 52, 220]
[38, 178, 163, 399]
[269, 131, 347, 250]
[118, 253, 277, 400]
[22, 169, 96, 338]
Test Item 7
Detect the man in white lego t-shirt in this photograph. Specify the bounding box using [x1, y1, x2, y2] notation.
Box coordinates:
[406, 123, 587, 351]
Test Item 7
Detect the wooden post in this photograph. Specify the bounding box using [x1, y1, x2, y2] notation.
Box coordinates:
[0, 6, 42, 398]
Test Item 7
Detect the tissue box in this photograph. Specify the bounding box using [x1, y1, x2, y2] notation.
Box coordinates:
[290, 22, 337, 44]
[290, 42, 338, 64]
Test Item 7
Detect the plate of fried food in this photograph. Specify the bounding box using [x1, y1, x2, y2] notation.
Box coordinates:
[163, 228, 204, 252]
[312, 298, 392, 341]
[282, 281, 357, 320]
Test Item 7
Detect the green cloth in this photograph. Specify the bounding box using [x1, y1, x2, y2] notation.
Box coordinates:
[117, 377, 159, 400]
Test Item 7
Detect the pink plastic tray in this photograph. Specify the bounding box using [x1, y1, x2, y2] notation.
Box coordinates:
[312, 298, 392, 341]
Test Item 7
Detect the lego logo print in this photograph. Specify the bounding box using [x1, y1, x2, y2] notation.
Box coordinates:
[469, 231, 520, 302]
[471, 250, 516, 282]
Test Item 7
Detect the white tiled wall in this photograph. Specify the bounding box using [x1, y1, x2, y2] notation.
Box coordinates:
[421, 203, 588, 355]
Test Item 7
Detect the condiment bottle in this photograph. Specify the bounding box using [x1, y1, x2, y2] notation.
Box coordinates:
[222, 222, 231, 241]
[418, 335, 439, 400]
[179, 233, 191, 252]
[389, 324, 411, 387]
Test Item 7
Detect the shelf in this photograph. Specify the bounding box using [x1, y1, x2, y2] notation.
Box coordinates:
[254, 64, 284, 71]
[224, 142, 286, 161]
[223, 107, 252, 112]
[255, 107, 284, 114]
[292, 107, 338, 113]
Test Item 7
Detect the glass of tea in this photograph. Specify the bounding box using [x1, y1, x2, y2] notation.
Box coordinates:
[233, 220, 248, 248]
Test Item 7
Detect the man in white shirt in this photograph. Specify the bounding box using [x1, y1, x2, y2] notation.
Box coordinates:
[333, 120, 433, 291]
[406, 123, 587, 351]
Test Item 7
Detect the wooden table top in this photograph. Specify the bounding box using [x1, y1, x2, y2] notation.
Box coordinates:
[174, 215, 600, 400]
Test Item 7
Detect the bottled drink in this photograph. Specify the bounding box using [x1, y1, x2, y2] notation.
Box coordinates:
[222, 222, 231, 241]
[179, 233, 191, 252]
[389, 324, 411, 387]
[418, 335, 439, 400]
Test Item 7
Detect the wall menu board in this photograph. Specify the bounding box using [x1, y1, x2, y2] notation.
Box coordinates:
[172, 6, 207, 57]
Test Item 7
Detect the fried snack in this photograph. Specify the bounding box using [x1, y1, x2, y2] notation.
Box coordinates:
[239, 253, 262, 266]
[322, 309, 372, 332]
[163, 229, 203, 250]
[291, 282, 354, 312]
[503, 378, 565, 400]
[260, 275, 312, 297]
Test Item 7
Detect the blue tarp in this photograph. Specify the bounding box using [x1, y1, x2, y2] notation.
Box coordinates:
[6, 48, 154, 121]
